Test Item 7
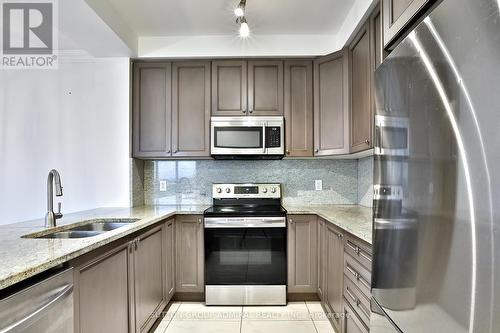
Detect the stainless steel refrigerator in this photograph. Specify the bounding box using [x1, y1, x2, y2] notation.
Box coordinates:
[371, 0, 500, 332]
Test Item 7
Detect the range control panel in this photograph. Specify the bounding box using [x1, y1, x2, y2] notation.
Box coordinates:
[213, 183, 281, 199]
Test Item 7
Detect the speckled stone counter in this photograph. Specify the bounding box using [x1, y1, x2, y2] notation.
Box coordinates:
[0, 204, 372, 291]
[0, 205, 209, 291]
[284, 204, 373, 244]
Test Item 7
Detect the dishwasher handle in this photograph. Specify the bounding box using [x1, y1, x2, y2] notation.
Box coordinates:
[0, 284, 73, 333]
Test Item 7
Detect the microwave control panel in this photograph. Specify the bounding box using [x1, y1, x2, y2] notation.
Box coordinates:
[265, 127, 281, 148]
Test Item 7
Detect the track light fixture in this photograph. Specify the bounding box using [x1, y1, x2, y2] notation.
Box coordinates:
[234, 0, 250, 38]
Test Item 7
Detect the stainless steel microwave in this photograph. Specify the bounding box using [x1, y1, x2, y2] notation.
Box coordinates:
[210, 116, 285, 159]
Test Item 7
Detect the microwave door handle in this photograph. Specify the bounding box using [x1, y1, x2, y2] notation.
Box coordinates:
[262, 124, 266, 153]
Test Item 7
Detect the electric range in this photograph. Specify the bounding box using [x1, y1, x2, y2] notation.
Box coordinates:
[203, 183, 287, 306]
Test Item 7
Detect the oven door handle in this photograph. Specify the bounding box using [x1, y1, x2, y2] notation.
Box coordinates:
[204, 217, 286, 228]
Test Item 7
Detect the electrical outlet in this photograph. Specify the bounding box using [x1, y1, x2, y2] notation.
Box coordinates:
[315, 180, 322, 191]
[159, 180, 167, 192]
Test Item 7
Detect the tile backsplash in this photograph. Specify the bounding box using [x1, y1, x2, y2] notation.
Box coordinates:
[357, 156, 374, 207]
[143, 159, 370, 206]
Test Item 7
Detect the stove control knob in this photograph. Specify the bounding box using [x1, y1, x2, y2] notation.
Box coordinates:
[262, 188, 268, 193]
[271, 187, 277, 193]
[225, 188, 231, 193]
[216, 187, 222, 193]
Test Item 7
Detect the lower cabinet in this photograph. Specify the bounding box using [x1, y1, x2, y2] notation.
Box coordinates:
[133, 225, 167, 332]
[73, 220, 173, 333]
[175, 215, 204, 293]
[343, 301, 369, 333]
[165, 219, 176, 302]
[325, 224, 345, 332]
[287, 215, 317, 293]
[75, 243, 132, 333]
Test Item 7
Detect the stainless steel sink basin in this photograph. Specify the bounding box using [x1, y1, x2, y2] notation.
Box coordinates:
[24, 218, 140, 239]
[40, 230, 104, 239]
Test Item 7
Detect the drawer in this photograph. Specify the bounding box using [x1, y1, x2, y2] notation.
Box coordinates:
[344, 253, 371, 298]
[344, 276, 371, 327]
[344, 236, 372, 271]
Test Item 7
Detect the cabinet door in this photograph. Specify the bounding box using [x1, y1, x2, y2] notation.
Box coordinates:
[326, 225, 344, 332]
[287, 215, 317, 293]
[76, 244, 132, 333]
[350, 24, 373, 153]
[172, 61, 211, 157]
[284, 61, 313, 157]
[314, 51, 350, 156]
[165, 219, 176, 302]
[342, 301, 369, 333]
[212, 60, 247, 116]
[248, 60, 284, 116]
[317, 218, 326, 301]
[176, 215, 204, 293]
[134, 225, 166, 332]
[382, 0, 433, 49]
[133, 62, 172, 158]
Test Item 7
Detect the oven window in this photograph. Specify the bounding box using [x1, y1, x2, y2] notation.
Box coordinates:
[214, 127, 263, 149]
[204, 228, 287, 285]
[378, 127, 408, 149]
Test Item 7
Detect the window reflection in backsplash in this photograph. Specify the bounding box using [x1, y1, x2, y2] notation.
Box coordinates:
[143, 159, 373, 206]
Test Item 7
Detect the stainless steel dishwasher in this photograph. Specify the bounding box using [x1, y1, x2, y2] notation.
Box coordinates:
[0, 268, 74, 333]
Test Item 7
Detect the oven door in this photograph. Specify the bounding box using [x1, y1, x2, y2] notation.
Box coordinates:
[204, 217, 287, 286]
[211, 118, 267, 155]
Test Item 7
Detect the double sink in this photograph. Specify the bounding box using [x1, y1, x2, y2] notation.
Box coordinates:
[24, 218, 140, 239]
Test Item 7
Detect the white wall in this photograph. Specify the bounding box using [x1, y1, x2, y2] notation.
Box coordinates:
[0, 57, 131, 225]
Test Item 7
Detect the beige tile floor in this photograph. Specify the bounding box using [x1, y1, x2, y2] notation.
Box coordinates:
[154, 301, 336, 333]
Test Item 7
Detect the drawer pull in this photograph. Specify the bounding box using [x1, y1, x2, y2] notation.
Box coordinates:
[346, 286, 371, 318]
[347, 240, 372, 262]
[346, 264, 371, 289]
[345, 286, 358, 305]
[359, 249, 372, 262]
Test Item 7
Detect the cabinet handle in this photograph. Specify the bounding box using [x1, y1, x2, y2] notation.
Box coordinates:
[173, 149, 178, 154]
[365, 139, 370, 145]
[135, 239, 140, 250]
[337, 233, 343, 239]
[286, 150, 290, 155]
[198, 218, 203, 224]
[167, 150, 171, 154]
[242, 109, 247, 114]
[249, 109, 253, 114]
[345, 286, 358, 305]
[289, 219, 293, 224]
[346, 264, 370, 288]
[314, 149, 319, 153]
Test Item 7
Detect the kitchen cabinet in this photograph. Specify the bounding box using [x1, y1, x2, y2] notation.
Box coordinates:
[342, 301, 369, 333]
[325, 224, 345, 332]
[248, 60, 284, 115]
[175, 215, 204, 293]
[133, 61, 210, 159]
[287, 215, 317, 293]
[371, 6, 384, 68]
[317, 218, 326, 300]
[165, 219, 176, 302]
[314, 51, 350, 156]
[349, 23, 372, 153]
[284, 61, 314, 157]
[171, 61, 211, 157]
[75, 243, 132, 333]
[73, 222, 170, 333]
[212, 60, 283, 116]
[133, 62, 172, 158]
[382, 0, 434, 49]
[133, 225, 167, 333]
[212, 60, 247, 116]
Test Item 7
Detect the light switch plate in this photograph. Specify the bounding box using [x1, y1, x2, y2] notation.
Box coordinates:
[315, 180, 322, 191]
[159, 180, 167, 192]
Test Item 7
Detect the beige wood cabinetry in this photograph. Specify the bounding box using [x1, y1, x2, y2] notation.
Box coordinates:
[175, 215, 204, 293]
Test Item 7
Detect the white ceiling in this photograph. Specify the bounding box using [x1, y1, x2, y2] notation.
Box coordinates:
[101, 0, 354, 36]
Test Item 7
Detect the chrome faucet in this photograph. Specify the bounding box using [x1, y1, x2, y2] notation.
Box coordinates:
[45, 169, 63, 228]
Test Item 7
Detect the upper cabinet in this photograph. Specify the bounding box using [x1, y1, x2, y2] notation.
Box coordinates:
[349, 23, 372, 153]
[133, 63, 172, 158]
[133, 61, 210, 159]
[284, 60, 313, 157]
[382, 0, 434, 49]
[212, 60, 283, 116]
[313, 51, 350, 156]
[171, 61, 211, 157]
[212, 60, 247, 116]
[248, 60, 284, 116]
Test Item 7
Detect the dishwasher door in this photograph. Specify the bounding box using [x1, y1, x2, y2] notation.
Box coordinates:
[0, 268, 74, 333]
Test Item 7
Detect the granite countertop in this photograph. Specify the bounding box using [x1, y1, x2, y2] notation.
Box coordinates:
[284, 204, 373, 244]
[0, 204, 372, 291]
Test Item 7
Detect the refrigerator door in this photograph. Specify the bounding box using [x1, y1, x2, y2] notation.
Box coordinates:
[372, 0, 500, 332]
